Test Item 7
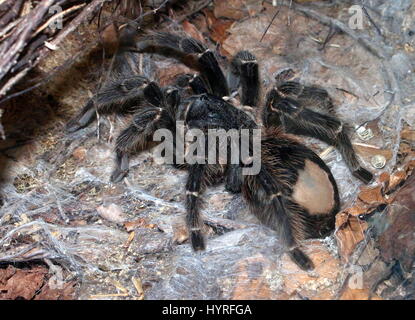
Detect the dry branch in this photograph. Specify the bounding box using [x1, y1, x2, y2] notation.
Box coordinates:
[0, 0, 107, 100]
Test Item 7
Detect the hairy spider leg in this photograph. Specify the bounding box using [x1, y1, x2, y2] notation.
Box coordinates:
[229, 51, 260, 107]
[263, 89, 373, 184]
[66, 75, 152, 133]
[274, 68, 296, 85]
[276, 81, 336, 114]
[135, 32, 229, 98]
[220, 51, 260, 192]
[66, 23, 147, 134]
[174, 73, 209, 95]
[111, 82, 176, 182]
[185, 164, 208, 250]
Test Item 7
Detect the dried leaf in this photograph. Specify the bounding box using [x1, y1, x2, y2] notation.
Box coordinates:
[34, 281, 76, 300]
[189, 12, 209, 34]
[401, 128, 415, 142]
[231, 255, 275, 300]
[335, 213, 368, 261]
[210, 19, 234, 45]
[379, 172, 390, 184]
[213, 0, 246, 20]
[203, 9, 233, 46]
[157, 62, 192, 87]
[389, 170, 407, 190]
[378, 174, 415, 271]
[345, 205, 369, 217]
[182, 21, 205, 43]
[358, 186, 385, 204]
[354, 145, 393, 161]
[0, 266, 47, 300]
[124, 218, 147, 231]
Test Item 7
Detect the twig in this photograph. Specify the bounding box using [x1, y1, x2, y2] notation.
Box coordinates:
[38, 0, 107, 53]
[0, 0, 106, 100]
[0, 0, 24, 29]
[0, 16, 22, 39]
[0, 0, 56, 88]
[260, 8, 280, 42]
[176, 0, 212, 24]
[318, 23, 340, 51]
[132, 0, 170, 23]
[362, 5, 382, 37]
[0, 40, 99, 105]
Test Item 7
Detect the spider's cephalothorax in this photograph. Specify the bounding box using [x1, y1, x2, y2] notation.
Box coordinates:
[66, 28, 372, 270]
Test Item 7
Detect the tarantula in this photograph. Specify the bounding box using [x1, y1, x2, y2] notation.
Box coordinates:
[66, 25, 373, 270]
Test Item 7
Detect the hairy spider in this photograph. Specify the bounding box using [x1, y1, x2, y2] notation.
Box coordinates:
[66, 26, 373, 270]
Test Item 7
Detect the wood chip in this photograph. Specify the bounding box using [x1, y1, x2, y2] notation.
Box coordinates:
[44, 41, 59, 51]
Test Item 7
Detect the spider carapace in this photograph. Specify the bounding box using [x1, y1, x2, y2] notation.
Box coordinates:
[66, 26, 373, 270]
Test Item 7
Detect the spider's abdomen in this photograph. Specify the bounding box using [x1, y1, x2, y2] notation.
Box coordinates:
[291, 159, 336, 216]
[243, 129, 340, 246]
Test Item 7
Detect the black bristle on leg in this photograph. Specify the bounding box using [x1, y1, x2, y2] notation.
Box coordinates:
[186, 164, 207, 252]
[230, 51, 260, 107]
[198, 50, 229, 97]
[353, 167, 374, 184]
[66, 75, 153, 133]
[190, 229, 205, 251]
[244, 165, 317, 270]
[288, 248, 315, 271]
[111, 152, 129, 183]
[241, 130, 342, 271]
[143, 82, 165, 107]
[66, 100, 96, 133]
[274, 68, 296, 85]
[111, 104, 174, 182]
[225, 165, 243, 193]
[189, 75, 209, 94]
[174, 73, 209, 94]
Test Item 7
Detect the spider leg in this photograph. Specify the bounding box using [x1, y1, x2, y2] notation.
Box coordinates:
[274, 68, 296, 85]
[244, 164, 315, 270]
[111, 83, 175, 182]
[66, 100, 96, 133]
[66, 75, 153, 133]
[225, 165, 243, 193]
[175, 73, 209, 95]
[185, 164, 209, 251]
[135, 32, 229, 98]
[263, 89, 373, 184]
[229, 51, 260, 107]
[276, 81, 336, 114]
